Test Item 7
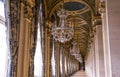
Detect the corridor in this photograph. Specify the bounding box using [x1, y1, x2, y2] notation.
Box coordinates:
[71, 70, 90, 77]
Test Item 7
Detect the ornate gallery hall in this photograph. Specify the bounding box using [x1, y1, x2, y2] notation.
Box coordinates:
[0, 0, 120, 77]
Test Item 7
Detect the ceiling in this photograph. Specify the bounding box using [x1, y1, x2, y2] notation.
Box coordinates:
[43, 0, 101, 59]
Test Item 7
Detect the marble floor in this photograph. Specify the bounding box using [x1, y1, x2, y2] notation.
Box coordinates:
[70, 70, 90, 77]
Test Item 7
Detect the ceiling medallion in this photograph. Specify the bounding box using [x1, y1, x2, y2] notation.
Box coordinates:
[51, 8, 74, 43]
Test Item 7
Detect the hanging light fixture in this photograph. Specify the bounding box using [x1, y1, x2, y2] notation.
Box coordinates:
[70, 41, 82, 62]
[70, 41, 79, 55]
[51, 2, 74, 43]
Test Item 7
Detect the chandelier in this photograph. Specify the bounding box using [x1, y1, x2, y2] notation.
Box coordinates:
[70, 41, 79, 56]
[51, 8, 74, 43]
[70, 41, 82, 62]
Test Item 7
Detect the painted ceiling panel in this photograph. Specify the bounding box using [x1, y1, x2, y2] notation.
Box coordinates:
[64, 2, 85, 11]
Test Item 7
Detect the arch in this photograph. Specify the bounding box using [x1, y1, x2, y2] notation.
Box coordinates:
[48, 0, 95, 19]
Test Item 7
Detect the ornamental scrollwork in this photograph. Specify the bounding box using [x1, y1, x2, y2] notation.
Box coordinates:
[24, 5, 34, 20]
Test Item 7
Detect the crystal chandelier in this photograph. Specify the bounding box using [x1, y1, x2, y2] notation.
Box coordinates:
[51, 8, 74, 43]
[70, 42, 79, 56]
[70, 41, 79, 56]
[70, 41, 82, 62]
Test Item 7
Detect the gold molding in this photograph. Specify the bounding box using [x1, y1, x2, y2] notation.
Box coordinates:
[48, 0, 92, 19]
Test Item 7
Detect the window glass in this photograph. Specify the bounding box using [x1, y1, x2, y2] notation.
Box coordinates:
[51, 41, 55, 76]
[0, 23, 8, 77]
[0, 1, 9, 77]
[0, 1, 5, 17]
[60, 48, 63, 76]
[34, 25, 43, 77]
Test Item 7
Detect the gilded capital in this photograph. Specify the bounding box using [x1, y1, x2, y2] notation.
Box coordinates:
[99, 1, 106, 14]
[24, 6, 33, 20]
[46, 20, 52, 28]
[26, 0, 35, 8]
[92, 16, 102, 26]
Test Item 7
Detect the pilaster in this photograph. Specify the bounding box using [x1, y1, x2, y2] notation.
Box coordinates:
[93, 16, 105, 77]
[103, 0, 120, 76]
[99, 1, 112, 77]
[56, 42, 60, 77]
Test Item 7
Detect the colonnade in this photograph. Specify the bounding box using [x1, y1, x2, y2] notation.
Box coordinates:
[44, 38, 81, 77]
[5, 0, 120, 77]
[85, 0, 120, 77]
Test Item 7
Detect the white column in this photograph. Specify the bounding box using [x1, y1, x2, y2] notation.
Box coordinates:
[99, 1, 112, 77]
[85, 41, 96, 77]
[95, 24, 105, 77]
[94, 28, 100, 77]
[106, 0, 120, 76]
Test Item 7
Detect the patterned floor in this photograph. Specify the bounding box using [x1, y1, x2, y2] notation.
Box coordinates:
[70, 70, 89, 77]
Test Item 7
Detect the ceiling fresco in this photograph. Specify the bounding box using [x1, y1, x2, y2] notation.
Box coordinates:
[43, 0, 100, 59]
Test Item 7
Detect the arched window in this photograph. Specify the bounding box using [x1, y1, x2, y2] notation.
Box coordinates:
[0, 0, 9, 77]
[51, 40, 56, 76]
[60, 46, 63, 76]
[34, 24, 43, 77]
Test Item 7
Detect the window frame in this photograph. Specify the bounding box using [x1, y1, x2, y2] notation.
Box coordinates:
[0, 1, 10, 77]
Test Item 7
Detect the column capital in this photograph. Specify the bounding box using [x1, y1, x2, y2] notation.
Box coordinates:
[24, 0, 35, 8]
[99, 1, 106, 14]
[24, 5, 34, 21]
[92, 16, 102, 26]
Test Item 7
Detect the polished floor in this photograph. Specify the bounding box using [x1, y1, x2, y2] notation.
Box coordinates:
[71, 70, 89, 77]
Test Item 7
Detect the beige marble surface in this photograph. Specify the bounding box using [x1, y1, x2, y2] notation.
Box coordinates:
[71, 70, 90, 77]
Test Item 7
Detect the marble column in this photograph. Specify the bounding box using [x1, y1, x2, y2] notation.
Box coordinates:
[44, 28, 51, 77]
[99, 1, 112, 77]
[85, 41, 96, 77]
[100, 0, 120, 77]
[55, 42, 60, 77]
[67, 50, 71, 76]
[65, 49, 68, 76]
[62, 47, 65, 77]
[94, 24, 105, 77]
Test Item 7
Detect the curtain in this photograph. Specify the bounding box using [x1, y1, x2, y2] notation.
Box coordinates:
[28, 0, 41, 77]
[4, 0, 21, 77]
[4, 0, 41, 77]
